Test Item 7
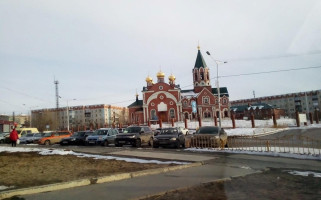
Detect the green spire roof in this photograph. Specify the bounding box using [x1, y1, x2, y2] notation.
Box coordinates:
[194, 48, 208, 69]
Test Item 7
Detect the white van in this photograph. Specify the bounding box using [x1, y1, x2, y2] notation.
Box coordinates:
[16, 128, 39, 138]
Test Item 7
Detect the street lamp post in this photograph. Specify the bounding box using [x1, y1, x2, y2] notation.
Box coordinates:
[206, 51, 227, 131]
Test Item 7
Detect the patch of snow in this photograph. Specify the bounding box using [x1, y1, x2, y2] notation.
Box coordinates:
[185, 147, 321, 161]
[0, 185, 15, 191]
[287, 170, 321, 178]
[0, 147, 188, 165]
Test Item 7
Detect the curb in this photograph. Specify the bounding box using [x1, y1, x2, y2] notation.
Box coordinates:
[130, 177, 232, 200]
[0, 162, 203, 199]
[132, 170, 264, 200]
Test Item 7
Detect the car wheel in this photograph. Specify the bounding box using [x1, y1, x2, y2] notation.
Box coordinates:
[175, 140, 180, 148]
[148, 138, 153, 147]
[135, 139, 141, 148]
[115, 142, 122, 147]
[153, 144, 159, 148]
[103, 140, 109, 147]
[45, 140, 50, 145]
[224, 141, 228, 148]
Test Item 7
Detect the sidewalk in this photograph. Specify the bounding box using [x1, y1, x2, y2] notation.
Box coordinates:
[22, 160, 256, 200]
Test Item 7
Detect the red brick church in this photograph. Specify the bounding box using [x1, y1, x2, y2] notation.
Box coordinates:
[128, 46, 230, 124]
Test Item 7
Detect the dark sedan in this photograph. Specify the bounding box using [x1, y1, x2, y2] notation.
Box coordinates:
[153, 127, 185, 148]
[60, 131, 93, 145]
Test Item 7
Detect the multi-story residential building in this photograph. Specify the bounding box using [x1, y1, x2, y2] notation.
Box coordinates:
[32, 104, 128, 131]
[231, 90, 321, 118]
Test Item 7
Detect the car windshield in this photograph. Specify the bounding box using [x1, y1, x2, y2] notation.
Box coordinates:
[196, 127, 219, 135]
[43, 132, 53, 137]
[93, 130, 109, 135]
[26, 133, 34, 137]
[160, 128, 178, 135]
[124, 127, 141, 133]
[34, 133, 43, 137]
[73, 132, 85, 137]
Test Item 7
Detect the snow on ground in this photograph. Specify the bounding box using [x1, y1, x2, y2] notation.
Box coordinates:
[185, 147, 321, 161]
[0, 147, 189, 165]
[151, 118, 321, 137]
[286, 170, 321, 178]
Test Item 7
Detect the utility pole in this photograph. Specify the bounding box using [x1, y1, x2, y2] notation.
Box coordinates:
[253, 90, 256, 98]
[54, 79, 60, 130]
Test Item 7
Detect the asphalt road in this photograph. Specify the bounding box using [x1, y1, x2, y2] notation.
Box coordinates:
[2, 128, 321, 199]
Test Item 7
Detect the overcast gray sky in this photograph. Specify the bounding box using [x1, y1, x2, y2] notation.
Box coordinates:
[1, 0, 321, 115]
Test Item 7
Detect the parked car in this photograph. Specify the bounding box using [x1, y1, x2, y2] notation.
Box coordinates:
[115, 126, 154, 147]
[19, 133, 36, 144]
[178, 127, 189, 135]
[85, 128, 118, 146]
[31, 133, 46, 144]
[153, 127, 185, 148]
[154, 128, 162, 136]
[117, 128, 125, 133]
[192, 126, 228, 148]
[38, 131, 72, 145]
[60, 131, 93, 145]
[0, 132, 10, 144]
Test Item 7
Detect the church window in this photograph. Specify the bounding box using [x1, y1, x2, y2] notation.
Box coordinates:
[203, 97, 209, 104]
[204, 112, 211, 118]
[223, 99, 227, 104]
[200, 72, 204, 80]
[150, 109, 157, 120]
[159, 86, 163, 90]
[169, 109, 175, 119]
[183, 101, 188, 107]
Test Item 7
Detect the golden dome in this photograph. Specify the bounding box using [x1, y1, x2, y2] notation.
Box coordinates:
[145, 76, 153, 82]
[168, 74, 176, 81]
[157, 71, 165, 78]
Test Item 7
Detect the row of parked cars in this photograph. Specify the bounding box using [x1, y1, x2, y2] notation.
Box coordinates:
[0, 125, 228, 148]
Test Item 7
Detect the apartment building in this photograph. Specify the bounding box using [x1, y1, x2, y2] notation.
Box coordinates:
[231, 90, 321, 118]
[32, 104, 128, 131]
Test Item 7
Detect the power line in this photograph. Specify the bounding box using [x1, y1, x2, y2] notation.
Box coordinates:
[220, 65, 321, 78]
[181, 65, 321, 89]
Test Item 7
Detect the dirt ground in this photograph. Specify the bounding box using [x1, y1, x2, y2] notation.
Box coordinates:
[143, 168, 321, 200]
[0, 152, 174, 190]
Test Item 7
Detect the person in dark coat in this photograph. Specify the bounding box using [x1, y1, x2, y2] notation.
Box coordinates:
[10, 124, 19, 147]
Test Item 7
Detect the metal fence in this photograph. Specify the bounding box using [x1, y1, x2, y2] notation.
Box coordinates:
[187, 135, 321, 156]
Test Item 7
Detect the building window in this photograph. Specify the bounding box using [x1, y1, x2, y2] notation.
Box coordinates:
[183, 101, 188, 107]
[159, 86, 163, 90]
[200, 72, 204, 80]
[169, 109, 175, 119]
[203, 97, 209, 104]
[170, 101, 174, 105]
[160, 95, 164, 100]
[223, 99, 227, 104]
[204, 112, 211, 118]
[150, 109, 157, 120]
[151, 102, 155, 106]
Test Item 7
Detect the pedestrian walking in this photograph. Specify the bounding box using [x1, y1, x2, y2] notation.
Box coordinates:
[10, 123, 19, 147]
